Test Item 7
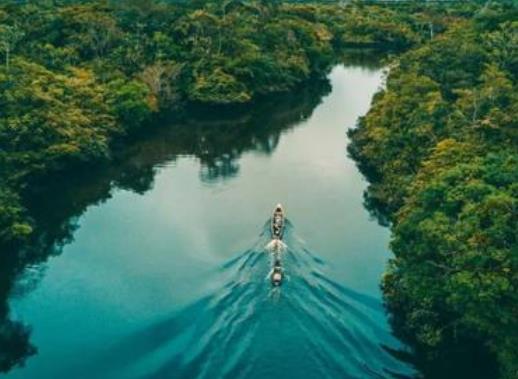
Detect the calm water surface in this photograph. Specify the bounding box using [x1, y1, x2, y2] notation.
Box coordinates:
[4, 65, 415, 379]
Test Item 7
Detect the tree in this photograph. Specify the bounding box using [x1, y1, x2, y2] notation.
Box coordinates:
[0, 24, 24, 69]
[138, 61, 183, 108]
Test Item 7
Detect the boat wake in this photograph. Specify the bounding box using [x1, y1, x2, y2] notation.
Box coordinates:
[93, 220, 414, 379]
[265, 239, 287, 252]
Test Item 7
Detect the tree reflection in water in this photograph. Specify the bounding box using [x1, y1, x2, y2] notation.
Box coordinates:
[0, 255, 37, 373]
[0, 78, 331, 374]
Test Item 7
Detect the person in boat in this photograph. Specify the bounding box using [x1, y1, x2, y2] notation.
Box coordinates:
[273, 206, 283, 238]
[271, 268, 283, 286]
[271, 260, 283, 286]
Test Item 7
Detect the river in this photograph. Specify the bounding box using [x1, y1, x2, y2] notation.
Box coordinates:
[2, 63, 416, 379]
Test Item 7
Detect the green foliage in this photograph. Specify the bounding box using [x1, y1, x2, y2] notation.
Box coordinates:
[0, 188, 32, 245]
[106, 78, 153, 130]
[0, 59, 120, 178]
[1, 0, 512, 375]
[0, 23, 24, 69]
[189, 67, 252, 103]
[0, 0, 428, 252]
[349, 4, 518, 377]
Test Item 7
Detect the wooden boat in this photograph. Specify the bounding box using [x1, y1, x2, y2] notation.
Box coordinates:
[270, 204, 285, 285]
[271, 203, 285, 240]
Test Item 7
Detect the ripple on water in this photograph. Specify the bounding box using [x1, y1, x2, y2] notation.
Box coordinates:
[90, 221, 415, 379]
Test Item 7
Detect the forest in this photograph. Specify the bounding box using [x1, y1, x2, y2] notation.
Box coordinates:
[348, 2, 517, 377]
[0, 0, 428, 250]
[0, 0, 516, 378]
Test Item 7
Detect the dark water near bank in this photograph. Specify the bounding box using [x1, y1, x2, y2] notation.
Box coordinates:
[2, 65, 417, 378]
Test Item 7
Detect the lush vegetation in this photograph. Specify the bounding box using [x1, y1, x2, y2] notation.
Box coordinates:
[0, 0, 429, 252]
[1, 0, 516, 377]
[0, 70, 332, 373]
[348, 3, 518, 377]
[0, 1, 425, 373]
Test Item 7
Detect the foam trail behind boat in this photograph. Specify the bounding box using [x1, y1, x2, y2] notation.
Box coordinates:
[265, 239, 287, 252]
[89, 220, 415, 379]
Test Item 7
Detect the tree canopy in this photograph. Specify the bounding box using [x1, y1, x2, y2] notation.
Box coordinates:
[348, 3, 518, 377]
[1, 0, 516, 377]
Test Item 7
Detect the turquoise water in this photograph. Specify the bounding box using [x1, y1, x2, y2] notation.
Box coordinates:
[4, 65, 415, 378]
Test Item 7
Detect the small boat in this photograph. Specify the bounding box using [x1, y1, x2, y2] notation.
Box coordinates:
[271, 203, 285, 240]
[271, 260, 283, 286]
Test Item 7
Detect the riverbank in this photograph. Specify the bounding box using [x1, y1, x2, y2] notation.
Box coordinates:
[1, 1, 514, 377]
[2, 63, 407, 379]
[348, 4, 518, 377]
[0, 0, 430, 252]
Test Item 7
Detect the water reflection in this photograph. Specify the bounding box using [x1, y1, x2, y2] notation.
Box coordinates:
[0, 256, 36, 374]
[340, 48, 393, 70]
[0, 78, 332, 374]
[84, 222, 414, 379]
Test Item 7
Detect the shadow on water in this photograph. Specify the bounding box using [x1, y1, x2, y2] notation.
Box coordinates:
[0, 79, 332, 375]
[340, 48, 392, 71]
[89, 220, 415, 379]
[0, 256, 36, 373]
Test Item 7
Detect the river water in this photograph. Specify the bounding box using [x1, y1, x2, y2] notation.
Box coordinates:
[3, 64, 416, 379]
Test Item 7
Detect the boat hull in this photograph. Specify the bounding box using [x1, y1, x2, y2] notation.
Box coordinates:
[271, 204, 285, 240]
